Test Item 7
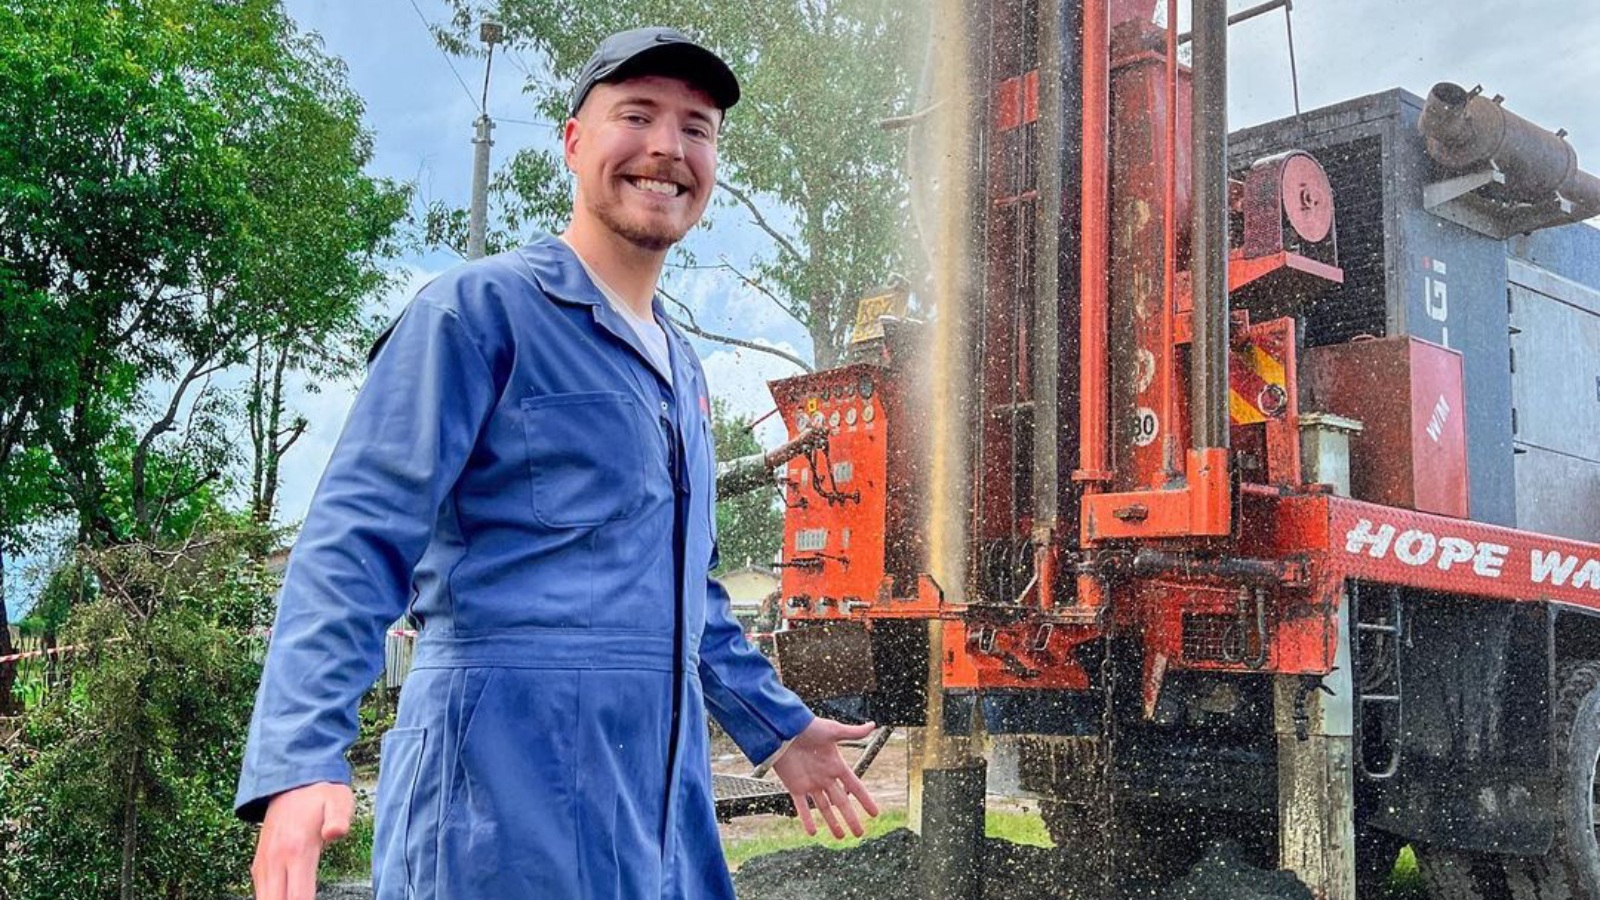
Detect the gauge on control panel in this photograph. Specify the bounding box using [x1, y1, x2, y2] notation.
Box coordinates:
[829, 411, 841, 428]
[845, 407, 858, 426]
[862, 405, 875, 423]
[811, 411, 826, 429]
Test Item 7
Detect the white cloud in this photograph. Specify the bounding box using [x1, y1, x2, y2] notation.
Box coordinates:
[699, 341, 810, 450]
[273, 264, 443, 527]
[667, 263, 812, 358]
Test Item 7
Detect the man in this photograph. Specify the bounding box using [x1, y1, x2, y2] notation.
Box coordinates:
[238, 27, 878, 900]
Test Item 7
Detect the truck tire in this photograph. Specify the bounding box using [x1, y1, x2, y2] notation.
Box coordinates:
[1413, 844, 1512, 900]
[1502, 661, 1600, 900]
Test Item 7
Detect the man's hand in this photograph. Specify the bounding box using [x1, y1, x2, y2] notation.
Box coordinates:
[251, 782, 354, 900]
[770, 718, 882, 839]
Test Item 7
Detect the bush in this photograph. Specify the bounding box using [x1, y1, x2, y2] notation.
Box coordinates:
[0, 524, 278, 900]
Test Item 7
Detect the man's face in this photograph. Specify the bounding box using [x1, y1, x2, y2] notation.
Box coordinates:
[564, 75, 720, 252]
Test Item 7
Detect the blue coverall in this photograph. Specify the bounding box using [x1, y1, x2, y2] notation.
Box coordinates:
[235, 235, 816, 898]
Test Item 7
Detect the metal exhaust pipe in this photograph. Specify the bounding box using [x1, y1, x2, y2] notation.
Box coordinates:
[1420, 82, 1600, 219]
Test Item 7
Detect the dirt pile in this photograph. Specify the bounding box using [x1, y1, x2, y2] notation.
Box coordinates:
[735, 830, 1316, 900]
[733, 828, 1078, 900]
[1159, 844, 1314, 900]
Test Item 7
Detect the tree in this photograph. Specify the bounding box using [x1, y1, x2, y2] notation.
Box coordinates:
[0, 0, 409, 554]
[0, 521, 279, 900]
[711, 398, 784, 574]
[434, 0, 920, 370]
[233, 32, 411, 523]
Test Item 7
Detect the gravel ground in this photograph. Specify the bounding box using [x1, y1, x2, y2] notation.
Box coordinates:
[313, 884, 370, 899]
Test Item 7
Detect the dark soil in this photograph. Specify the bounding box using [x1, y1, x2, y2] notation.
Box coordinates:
[1161, 844, 1314, 900]
[734, 828, 1080, 900]
[734, 830, 1315, 900]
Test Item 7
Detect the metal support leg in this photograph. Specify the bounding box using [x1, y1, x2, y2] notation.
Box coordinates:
[909, 619, 984, 900]
[1275, 588, 1357, 900]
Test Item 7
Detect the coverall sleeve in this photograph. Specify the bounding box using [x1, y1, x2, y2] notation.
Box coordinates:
[234, 298, 496, 822]
[698, 542, 815, 765]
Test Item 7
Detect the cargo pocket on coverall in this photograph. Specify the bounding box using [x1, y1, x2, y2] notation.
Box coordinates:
[372, 727, 427, 900]
[521, 392, 648, 528]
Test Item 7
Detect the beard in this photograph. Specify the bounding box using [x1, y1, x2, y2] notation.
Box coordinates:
[586, 178, 698, 252]
[594, 202, 684, 251]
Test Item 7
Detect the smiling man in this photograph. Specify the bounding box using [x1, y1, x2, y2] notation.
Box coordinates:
[237, 26, 877, 900]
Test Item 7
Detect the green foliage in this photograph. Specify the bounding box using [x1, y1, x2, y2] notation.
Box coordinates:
[0, 522, 279, 900]
[19, 558, 92, 638]
[349, 686, 398, 769]
[319, 802, 376, 882]
[711, 398, 783, 574]
[437, 0, 921, 368]
[0, 0, 409, 551]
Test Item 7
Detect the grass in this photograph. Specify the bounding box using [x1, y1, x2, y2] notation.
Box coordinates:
[1381, 846, 1427, 899]
[723, 809, 1052, 870]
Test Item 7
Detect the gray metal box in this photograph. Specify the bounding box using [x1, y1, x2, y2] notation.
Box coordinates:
[1232, 89, 1600, 540]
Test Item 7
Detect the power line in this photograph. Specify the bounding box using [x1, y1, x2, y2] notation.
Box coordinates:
[407, 0, 479, 111]
[498, 116, 561, 129]
[506, 48, 534, 79]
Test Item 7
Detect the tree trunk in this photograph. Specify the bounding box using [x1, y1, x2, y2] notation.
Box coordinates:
[248, 342, 268, 521]
[119, 744, 141, 900]
[250, 342, 292, 523]
[0, 552, 16, 717]
[260, 345, 290, 523]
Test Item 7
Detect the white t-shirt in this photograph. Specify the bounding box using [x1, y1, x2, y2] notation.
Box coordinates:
[561, 238, 673, 386]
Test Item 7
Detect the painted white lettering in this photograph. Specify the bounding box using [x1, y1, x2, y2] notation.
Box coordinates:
[1531, 550, 1581, 586]
[1394, 530, 1438, 566]
[1573, 560, 1600, 590]
[1473, 543, 1510, 578]
[1345, 519, 1397, 558]
[1426, 396, 1450, 443]
[1435, 537, 1476, 572]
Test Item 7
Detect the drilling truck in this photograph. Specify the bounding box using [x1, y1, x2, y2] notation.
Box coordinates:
[758, 1, 1600, 897]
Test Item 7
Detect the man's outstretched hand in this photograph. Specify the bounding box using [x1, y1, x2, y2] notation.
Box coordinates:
[770, 718, 882, 839]
[252, 782, 353, 900]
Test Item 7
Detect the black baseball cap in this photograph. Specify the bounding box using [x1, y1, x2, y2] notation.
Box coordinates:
[569, 26, 740, 119]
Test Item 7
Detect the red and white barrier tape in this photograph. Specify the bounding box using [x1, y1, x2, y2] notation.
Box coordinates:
[0, 641, 96, 666]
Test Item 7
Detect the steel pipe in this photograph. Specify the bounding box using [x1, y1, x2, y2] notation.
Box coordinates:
[1075, 0, 1111, 483]
[1189, 0, 1231, 451]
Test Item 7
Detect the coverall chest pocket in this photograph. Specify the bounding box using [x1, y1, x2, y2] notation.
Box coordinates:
[521, 392, 647, 527]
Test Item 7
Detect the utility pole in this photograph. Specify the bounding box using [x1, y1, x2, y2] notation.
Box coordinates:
[468, 19, 504, 260]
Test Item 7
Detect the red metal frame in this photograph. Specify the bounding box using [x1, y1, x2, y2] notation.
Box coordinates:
[770, 0, 1600, 719]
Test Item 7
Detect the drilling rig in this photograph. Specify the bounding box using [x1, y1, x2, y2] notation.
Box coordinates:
[761, 1, 1600, 897]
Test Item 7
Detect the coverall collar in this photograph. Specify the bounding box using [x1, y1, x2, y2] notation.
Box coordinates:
[522, 235, 691, 395]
